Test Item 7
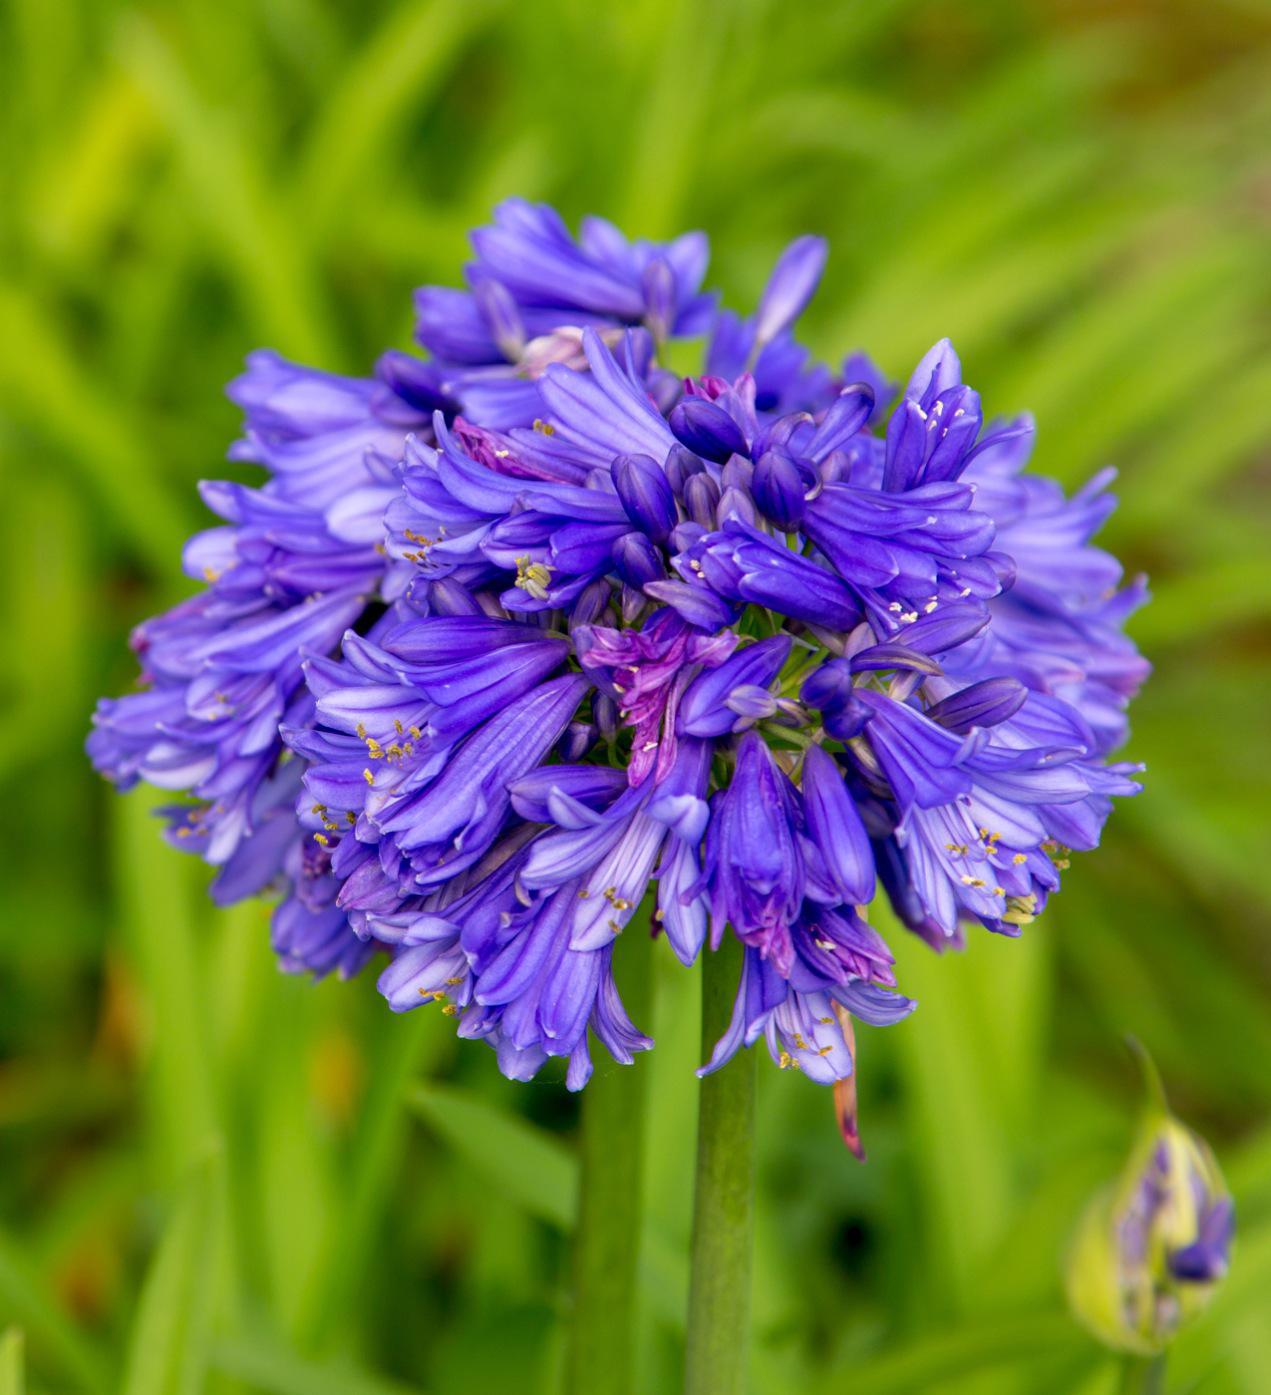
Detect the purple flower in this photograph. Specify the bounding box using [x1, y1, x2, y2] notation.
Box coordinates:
[412, 198, 713, 428]
[576, 609, 735, 785]
[90, 201, 1147, 1112]
[701, 733, 807, 972]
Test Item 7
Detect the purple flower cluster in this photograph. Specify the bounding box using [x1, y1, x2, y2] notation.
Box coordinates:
[90, 199, 1147, 1097]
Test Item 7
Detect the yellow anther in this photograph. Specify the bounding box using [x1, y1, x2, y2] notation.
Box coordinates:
[514, 555, 554, 601]
[1002, 893, 1038, 927]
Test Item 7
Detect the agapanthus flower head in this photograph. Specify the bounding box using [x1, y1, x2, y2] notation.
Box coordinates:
[90, 202, 1147, 1134]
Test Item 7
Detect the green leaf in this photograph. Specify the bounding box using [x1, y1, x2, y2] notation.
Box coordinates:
[0, 283, 189, 574]
[0, 1230, 110, 1395]
[408, 1071, 689, 1334]
[0, 1330, 24, 1395]
[879, 898, 1050, 1312]
[116, 17, 337, 363]
[113, 791, 220, 1182]
[294, 0, 507, 240]
[297, 1009, 448, 1346]
[833, 1310, 1088, 1392]
[210, 1337, 416, 1395]
[120, 1145, 223, 1395]
[407, 1083, 577, 1229]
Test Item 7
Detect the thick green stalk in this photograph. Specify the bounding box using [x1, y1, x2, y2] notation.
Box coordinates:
[567, 910, 654, 1395]
[1119, 1353, 1167, 1395]
[684, 934, 755, 1395]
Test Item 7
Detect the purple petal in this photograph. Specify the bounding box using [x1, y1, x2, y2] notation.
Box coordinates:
[754, 235, 827, 344]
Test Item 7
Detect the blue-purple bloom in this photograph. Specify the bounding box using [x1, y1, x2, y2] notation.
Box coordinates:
[90, 204, 1147, 1124]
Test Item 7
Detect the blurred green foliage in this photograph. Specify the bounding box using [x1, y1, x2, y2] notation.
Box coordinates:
[1, 0, 1269, 1391]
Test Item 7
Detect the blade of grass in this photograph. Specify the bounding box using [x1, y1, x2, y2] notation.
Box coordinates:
[297, 1008, 446, 1346]
[251, 985, 340, 1336]
[0, 1330, 23, 1395]
[28, 67, 155, 262]
[0, 1230, 111, 1395]
[407, 1077, 687, 1328]
[120, 1145, 223, 1395]
[829, 1310, 1086, 1391]
[117, 17, 337, 363]
[294, 0, 505, 242]
[0, 284, 189, 573]
[211, 1337, 416, 1395]
[408, 1082, 575, 1229]
[880, 900, 1044, 1312]
[113, 790, 219, 1180]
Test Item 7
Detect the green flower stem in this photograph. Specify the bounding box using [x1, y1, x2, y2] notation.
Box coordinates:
[567, 907, 654, 1395]
[685, 933, 756, 1395]
[1119, 1353, 1167, 1395]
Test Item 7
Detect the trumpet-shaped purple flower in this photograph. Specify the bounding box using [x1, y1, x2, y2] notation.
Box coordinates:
[91, 203, 1147, 1115]
[413, 198, 713, 428]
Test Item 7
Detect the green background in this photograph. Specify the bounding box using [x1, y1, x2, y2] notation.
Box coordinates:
[1, 0, 1269, 1391]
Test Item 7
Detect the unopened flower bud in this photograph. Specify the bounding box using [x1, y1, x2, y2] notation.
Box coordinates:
[613, 453, 677, 542]
[669, 397, 748, 463]
[753, 448, 809, 530]
[684, 472, 722, 528]
[663, 444, 705, 497]
[1067, 1054, 1233, 1356]
[722, 683, 779, 723]
[611, 531, 665, 588]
